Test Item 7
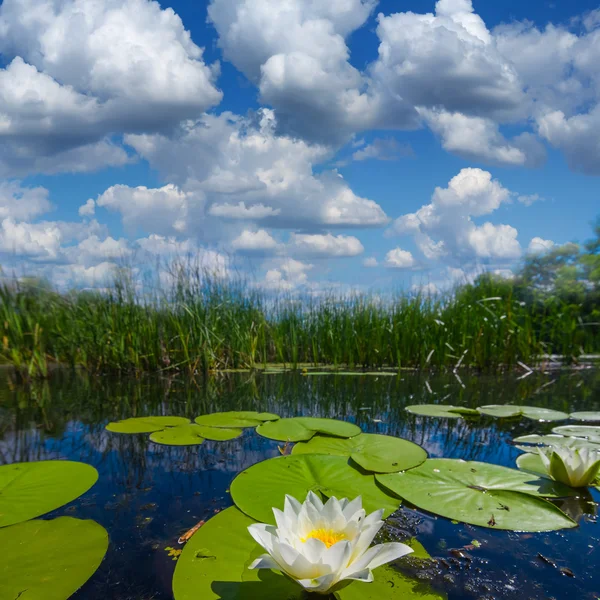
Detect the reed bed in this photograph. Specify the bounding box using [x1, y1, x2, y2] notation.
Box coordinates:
[0, 266, 598, 380]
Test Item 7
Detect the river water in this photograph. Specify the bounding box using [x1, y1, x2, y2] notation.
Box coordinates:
[0, 368, 598, 600]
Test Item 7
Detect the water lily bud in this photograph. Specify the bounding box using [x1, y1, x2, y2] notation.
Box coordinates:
[539, 446, 600, 488]
[247, 491, 413, 594]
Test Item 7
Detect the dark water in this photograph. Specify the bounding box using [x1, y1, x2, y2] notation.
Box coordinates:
[1, 368, 599, 600]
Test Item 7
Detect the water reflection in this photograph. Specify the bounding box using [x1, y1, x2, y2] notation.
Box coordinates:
[0, 368, 599, 599]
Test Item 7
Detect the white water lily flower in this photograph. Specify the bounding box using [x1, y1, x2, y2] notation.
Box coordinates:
[539, 445, 600, 488]
[247, 491, 413, 594]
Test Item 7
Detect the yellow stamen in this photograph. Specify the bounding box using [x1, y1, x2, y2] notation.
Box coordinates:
[301, 528, 347, 548]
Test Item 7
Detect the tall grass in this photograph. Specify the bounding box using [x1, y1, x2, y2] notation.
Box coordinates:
[0, 264, 598, 380]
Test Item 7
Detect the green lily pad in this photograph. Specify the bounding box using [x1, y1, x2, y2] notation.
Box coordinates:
[0, 517, 108, 600]
[405, 405, 479, 419]
[376, 459, 576, 531]
[516, 452, 600, 490]
[514, 434, 600, 452]
[105, 416, 190, 434]
[292, 433, 427, 473]
[552, 425, 600, 442]
[0, 461, 99, 528]
[149, 424, 243, 445]
[173, 506, 444, 600]
[195, 412, 279, 429]
[477, 406, 569, 421]
[230, 454, 400, 525]
[256, 418, 361, 442]
[570, 412, 600, 422]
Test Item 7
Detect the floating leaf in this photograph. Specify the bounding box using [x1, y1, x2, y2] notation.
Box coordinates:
[570, 412, 600, 422]
[477, 406, 569, 421]
[256, 417, 361, 442]
[0, 460, 98, 528]
[405, 405, 479, 419]
[292, 433, 427, 473]
[195, 412, 279, 429]
[552, 425, 600, 442]
[376, 459, 576, 531]
[513, 434, 600, 452]
[0, 517, 108, 600]
[231, 454, 400, 525]
[106, 416, 190, 434]
[173, 506, 443, 600]
[150, 424, 243, 445]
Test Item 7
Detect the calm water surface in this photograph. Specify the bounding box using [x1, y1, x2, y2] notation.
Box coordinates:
[1, 369, 599, 600]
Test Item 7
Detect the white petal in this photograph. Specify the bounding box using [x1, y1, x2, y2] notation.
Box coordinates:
[284, 494, 303, 517]
[343, 542, 413, 577]
[273, 508, 290, 534]
[349, 521, 384, 562]
[297, 573, 338, 593]
[247, 524, 278, 554]
[306, 490, 324, 511]
[322, 540, 352, 574]
[248, 554, 281, 571]
[321, 496, 347, 530]
[299, 537, 326, 563]
[278, 542, 325, 579]
[340, 567, 374, 583]
[342, 496, 363, 520]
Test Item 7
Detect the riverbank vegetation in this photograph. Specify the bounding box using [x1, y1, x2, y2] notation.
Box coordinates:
[1, 220, 599, 380]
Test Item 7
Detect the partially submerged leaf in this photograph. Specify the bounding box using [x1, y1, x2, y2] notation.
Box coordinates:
[569, 412, 600, 422]
[477, 406, 569, 421]
[173, 506, 443, 600]
[0, 460, 98, 528]
[377, 459, 576, 531]
[195, 412, 279, 429]
[552, 425, 600, 442]
[106, 416, 190, 434]
[0, 517, 108, 600]
[230, 454, 400, 525]
[514, 434, 600, 452]
[256, 417, 361, 442]
[149, 423, 243, 445]
[292, 433, 427, 473]
[405, 405, 479, 419]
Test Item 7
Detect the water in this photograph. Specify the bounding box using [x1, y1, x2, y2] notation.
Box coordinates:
[1, 368, 599, 600]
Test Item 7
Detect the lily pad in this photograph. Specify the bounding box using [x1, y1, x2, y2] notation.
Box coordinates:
[477, 406, 569, 421]
[405, 405, 479, 419]
[0, 460, 99, 528]
[256, 417, 361, 442]
[376, 459, 576, 531]
[173, 506, 444, 600]
[513, 434, 600, 452]
[570, 412, 600, 422]
[552, 425, 600, 442]
[230, 454, 400, 524]
[105, 416, 190, 434]
[149, 424, 243, 445]
[195, 412, 279, 429]
[292, 433, 427, 473]
[0, 517, 108, 600]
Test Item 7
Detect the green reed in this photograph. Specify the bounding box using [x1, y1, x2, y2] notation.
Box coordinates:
[0, 266, 598, 380]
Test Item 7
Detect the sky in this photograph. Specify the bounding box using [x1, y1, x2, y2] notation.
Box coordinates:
[0, 0, 599, 294]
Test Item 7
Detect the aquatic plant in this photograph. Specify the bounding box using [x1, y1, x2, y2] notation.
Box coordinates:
[247, 492, 413, 594]
[0, 263, 599, 378]
[538, 446, 600, 488]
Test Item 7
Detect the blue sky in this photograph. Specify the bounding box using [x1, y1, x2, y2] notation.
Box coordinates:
[0, 0, 598, 293]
